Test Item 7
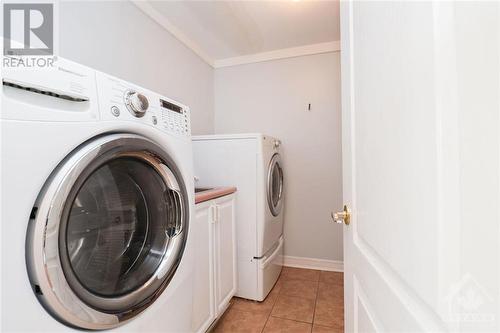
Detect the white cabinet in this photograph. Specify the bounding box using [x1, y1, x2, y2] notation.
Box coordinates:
[213, 195, 237, 314]
[191, 200, 215, 333]
[192, 194, 237, 333]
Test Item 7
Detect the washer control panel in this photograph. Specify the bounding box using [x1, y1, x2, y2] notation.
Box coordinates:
[97, 72, 191, 137]
[159, 98, 190, 135]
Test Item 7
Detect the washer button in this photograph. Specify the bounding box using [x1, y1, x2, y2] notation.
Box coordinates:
[111, 106, 120, 117]
[152, 115, 158, 125]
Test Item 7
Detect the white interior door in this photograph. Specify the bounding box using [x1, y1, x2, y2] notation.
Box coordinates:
[340, 1, 500, 332]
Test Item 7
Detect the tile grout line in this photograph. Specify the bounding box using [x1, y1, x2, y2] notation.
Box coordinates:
[269, 271, 320, 329]
[282, 270, 322, 326]
[269, 314, 316, 325]
[260, 310, 271, 333]
[268, 312, 345, 329]
[266, 277, 284, 329]
[260, 274, 282, 333]
[311, 275, 320, 331]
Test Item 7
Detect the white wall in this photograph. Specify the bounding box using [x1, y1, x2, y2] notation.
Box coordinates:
[59, 2, 342, 262]
[59, 1, 214, 135]
[214, 52, 343, 262]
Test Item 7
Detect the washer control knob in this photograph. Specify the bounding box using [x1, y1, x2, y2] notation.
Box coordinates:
[124, 90, 149, 117]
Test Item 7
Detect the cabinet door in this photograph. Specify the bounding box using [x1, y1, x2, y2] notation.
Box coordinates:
[214, 195, 237, 314]
[191, 203, 215, 333]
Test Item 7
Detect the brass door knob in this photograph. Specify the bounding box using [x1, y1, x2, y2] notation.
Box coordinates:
[331, 205, 351, 225]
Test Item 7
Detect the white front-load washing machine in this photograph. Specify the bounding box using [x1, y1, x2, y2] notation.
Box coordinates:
[1, 58, 195, 331]
[192, 134, 284, 302]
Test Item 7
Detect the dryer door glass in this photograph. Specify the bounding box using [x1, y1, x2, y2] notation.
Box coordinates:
[267, 154, 284, 216]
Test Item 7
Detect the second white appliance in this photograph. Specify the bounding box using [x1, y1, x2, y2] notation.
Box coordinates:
[193, 134, 284, 301]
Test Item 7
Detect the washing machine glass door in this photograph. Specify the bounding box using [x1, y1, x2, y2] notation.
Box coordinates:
[267, 153, 284, 216]
[26, 134, 189, 330]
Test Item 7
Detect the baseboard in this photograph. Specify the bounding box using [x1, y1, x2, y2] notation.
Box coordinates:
[283, 256, 344, 272]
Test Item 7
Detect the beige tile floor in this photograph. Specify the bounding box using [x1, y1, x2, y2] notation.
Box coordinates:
[213, 267, 344, 333]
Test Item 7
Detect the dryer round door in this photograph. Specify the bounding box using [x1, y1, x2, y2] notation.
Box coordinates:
[267, 153, 284, 216]
[26, 133, 190, 330]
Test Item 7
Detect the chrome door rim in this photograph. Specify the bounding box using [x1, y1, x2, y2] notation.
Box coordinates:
[25, 133, 189, 330]
[267, 153, 284, 217]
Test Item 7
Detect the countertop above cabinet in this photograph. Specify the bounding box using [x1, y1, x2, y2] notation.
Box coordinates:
[195, 187, 237, 204]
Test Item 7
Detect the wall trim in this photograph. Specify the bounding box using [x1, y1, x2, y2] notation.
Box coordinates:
[132, 1, 215, 67]
[132, 0, 340, 69]
[283, 255, 344, 272]
[214, 41, 341, 68]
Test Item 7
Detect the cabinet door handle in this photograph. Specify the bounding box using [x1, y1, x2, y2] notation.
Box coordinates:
[210, 205, 217, 224]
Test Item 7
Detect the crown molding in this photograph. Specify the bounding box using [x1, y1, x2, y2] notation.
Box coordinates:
[214, 41, 340, 68]
[131, 1, 215, 67]
[132, 1, 340, 69]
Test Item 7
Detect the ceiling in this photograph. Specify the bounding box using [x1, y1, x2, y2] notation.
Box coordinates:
[139, 1, 340, 66]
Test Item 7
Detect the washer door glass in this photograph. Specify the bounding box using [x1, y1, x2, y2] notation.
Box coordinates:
[64, 157, 177, 298]
[268, 154, 284, 216]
